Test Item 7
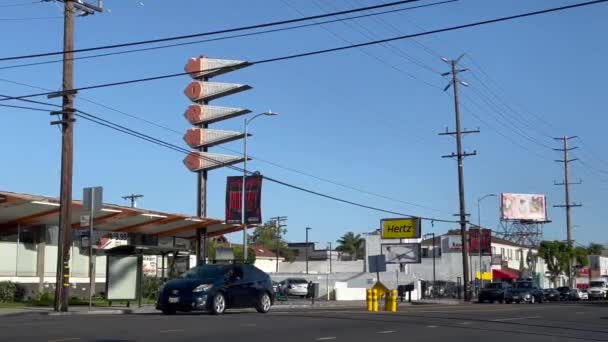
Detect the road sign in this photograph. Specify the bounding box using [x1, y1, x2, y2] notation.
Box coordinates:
[381, 217, 421, 239]
[80, 215, 90, 227]
[83, 187, 103, 212]
[368, 254, 387, 273]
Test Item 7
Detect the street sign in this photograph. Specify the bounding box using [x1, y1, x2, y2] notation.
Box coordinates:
[380, 217, 421, 239]
[381, 243, 422, 264]
[83, 187, 103, 212]
[368, 254, 387, 273]
[80, 215, 90, 227]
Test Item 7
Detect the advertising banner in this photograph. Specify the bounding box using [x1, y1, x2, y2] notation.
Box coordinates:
[380, 217, 421, 239]
[381, 243, 421, 264]
[501, 193, 547, 222]
[469, 228, 492, 256]
[225, 175, 263, 224]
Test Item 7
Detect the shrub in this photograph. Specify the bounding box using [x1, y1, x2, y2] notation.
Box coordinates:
[0, 282, 25, 302]
[142, 276, 162, 300]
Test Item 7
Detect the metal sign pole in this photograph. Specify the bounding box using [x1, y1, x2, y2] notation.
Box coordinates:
[88, 188, 95, 311]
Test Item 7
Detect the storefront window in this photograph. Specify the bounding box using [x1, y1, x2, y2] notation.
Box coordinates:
[0, 227, 17, 276]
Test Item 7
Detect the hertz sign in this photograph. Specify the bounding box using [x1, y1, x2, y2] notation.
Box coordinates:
[381, 218, 421, 239]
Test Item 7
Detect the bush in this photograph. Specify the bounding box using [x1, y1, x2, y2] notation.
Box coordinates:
[35, 292, 55, 307]
[0, 282, 26, 303]
[143, 276, 162, 300]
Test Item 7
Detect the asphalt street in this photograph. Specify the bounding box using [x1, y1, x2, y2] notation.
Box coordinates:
[2, 302, 608, 342]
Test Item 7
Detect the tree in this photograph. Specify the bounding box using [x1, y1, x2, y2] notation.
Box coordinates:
[539, 241, 571, 287]
[249, 221, 295, 262]
[573, 246, 589, 268]
[336, 232, 365, 261]
[588, 243, 604, 256]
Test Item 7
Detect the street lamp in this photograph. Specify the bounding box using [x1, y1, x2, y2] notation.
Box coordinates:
[477, 194, 497, 293]
[306, 227, 312, 274]
[242, 111, 278, 261]
[423, 233, 436, 298]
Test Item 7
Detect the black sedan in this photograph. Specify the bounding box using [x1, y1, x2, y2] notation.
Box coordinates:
[505, 280, 544, 304]
[542, 288, 561, 301]
[156, 264, 275, 315]
[478, 282, 510, 303]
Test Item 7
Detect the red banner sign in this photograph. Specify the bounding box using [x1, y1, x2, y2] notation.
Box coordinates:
[469, 228, 492, 256]
[225, 175, 263, 224]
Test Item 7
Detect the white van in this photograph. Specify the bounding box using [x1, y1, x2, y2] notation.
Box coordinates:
[588, 278, 608, 299]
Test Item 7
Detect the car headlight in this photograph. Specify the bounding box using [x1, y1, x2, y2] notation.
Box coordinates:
[193, 284, 214, 293]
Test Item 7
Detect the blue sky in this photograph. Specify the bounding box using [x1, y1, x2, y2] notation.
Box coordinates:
[1, 0, 607, 247]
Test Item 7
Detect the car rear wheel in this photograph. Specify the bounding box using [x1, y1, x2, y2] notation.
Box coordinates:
[256, 293, 272, 313]
[211, 293, 226, 315]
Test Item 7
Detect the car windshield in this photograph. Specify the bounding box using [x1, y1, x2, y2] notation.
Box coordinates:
[514, 282, 533, 289]
[590, 281, 605, 287]
[291, 279, 308, 284]
[181, 265, 230, 280]
[485, 283, 503, 289]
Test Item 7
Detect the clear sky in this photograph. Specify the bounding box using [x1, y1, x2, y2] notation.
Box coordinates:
[1, 0, 607, 248]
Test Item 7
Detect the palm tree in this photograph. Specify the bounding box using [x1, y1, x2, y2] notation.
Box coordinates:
[336, 232, 365, 261]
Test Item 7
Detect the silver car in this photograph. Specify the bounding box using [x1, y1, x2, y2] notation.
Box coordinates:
[280, 278, 309, 297]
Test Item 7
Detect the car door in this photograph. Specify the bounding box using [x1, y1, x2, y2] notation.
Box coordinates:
[224, 266, 248, 308]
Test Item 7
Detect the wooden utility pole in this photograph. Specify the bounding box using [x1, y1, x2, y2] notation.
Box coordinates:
[122, 194, 144, 208]
[440, 55, 478, 302]
[50, 0, 102, 313]
[553, 136, 582, 288]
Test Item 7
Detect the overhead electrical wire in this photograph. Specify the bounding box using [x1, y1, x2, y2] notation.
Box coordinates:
[0, 0, 44, 8]
[0, 0, 457, 71]
[2, 0, 606, 102]
[0, 0, 427, 62]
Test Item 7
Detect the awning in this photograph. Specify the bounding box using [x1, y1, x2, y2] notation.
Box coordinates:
[492, 268, 519, 280]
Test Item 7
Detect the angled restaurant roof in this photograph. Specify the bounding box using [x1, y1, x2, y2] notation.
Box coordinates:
[0, 191, 242, 239]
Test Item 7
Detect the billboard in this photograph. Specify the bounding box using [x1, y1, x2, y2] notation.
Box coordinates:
[381, 243, 421, 264]
[469, 229, 492, 256]
[225, 175, 263, 224]
[501, 193, 547, 222]
[380, 218, 421, 239]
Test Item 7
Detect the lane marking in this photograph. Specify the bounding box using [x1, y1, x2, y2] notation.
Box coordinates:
[48, 339, 80, 342]
[459, 322, 472, 325]
[491, 316, 540, 322]
[377, 330, 396, 334]
[426, 325, 439, 328]
[159, 329, 184, 333]
[242, 323, 257, 327]
[316, 337, 337, 340]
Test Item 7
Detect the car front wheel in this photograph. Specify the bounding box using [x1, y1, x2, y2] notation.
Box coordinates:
[211, 293, 226, 315]
[256, 292, 272, 313]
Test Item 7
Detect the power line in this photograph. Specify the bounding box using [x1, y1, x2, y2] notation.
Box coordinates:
[0, 16, 62, 21]
[0, 0, 43, 8]
[0, 102, 51, 111]
[0, 0, 457, 71]
[3, 0, 426, 62]
[3, 0, 605, 101]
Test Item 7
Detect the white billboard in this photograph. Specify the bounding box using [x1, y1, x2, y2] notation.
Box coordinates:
[381, 243, 421, 264]
[501, 193, 547, 222]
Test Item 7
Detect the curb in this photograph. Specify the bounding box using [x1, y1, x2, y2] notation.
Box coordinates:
[48, 309, 132, 316]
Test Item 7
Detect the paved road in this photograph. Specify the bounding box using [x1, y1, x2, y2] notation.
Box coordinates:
[1, 302, 608, 342]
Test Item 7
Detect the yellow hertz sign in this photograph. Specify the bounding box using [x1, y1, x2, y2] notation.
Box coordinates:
[381, 218, 421, 239]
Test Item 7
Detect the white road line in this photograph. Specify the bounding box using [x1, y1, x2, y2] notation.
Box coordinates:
[159, 329, 184, 333]
[377, 330, 396, 334]
[48, 338, 80, 342]
[316, 337, 337, 340]
[459, 322, 472, 325]
[491, 316, 540, 322]
[426, 325, 439, 328]
[242, 323, 257, 327]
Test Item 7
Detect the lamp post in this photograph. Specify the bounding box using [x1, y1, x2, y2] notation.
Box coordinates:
[477, 194, 497, 293]
[423, 233, 436, 298]
[242, 111, 278, 261]
[305, 227, 312, 274]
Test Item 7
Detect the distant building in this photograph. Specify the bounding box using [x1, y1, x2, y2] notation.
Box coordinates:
[252, 245, 284, 273]
[287, 242, 345, 262]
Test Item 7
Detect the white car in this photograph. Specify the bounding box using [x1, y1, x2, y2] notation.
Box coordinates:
[569, 288, 589, 300]
[280, 278, 309, 297]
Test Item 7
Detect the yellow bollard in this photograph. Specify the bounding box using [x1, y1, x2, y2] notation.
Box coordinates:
[384, 290, 391, 311]
[390, 289, 398, 312]
[372, 289, 379, 312]
[366, 289, 373, 312]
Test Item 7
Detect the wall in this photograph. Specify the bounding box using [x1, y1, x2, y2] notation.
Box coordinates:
[277, 260, 364, 274]
[254, 258, 283, 273]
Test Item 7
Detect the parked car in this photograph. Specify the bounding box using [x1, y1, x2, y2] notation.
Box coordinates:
[280, 278, 309, 297]
[505, 280, 544, 304]
[556, 286, 572, 301]
[569, 288, 589, 301]
[542, 288, 561, 301]
[588, 278, 608, 300]
[478, 282, 510, 303]
[156, 264, 274, 315]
